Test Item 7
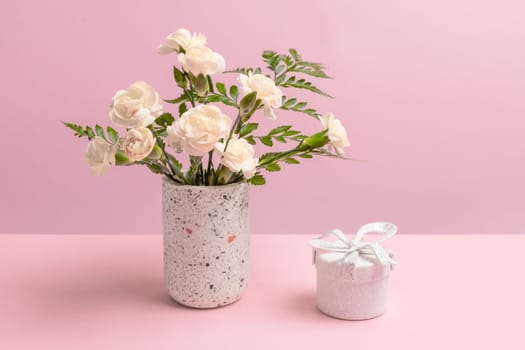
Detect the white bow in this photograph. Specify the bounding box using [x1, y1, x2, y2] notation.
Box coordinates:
[309, 222, 398, 269]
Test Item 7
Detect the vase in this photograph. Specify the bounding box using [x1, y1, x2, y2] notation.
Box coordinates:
[162, 177, 250, 308]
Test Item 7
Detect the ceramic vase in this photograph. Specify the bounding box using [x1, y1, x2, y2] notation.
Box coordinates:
[162, 177, 250, 308]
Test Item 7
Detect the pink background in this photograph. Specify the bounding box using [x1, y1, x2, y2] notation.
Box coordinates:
[1, 0, 524, 234]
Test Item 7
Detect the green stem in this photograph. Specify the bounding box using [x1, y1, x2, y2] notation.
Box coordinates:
[182, 71, 196, 107]
[229, 171, 244, 183]
[207, 150, 214, 174]
[151, 131, 188, 184]
[222, 112, 241, 155]
[152, 134, 174, 176]
[215, 100, 262, 185]
[184, 88, 196, 107]
[216, 165, 234, 185]
[189, 156, 203, 185]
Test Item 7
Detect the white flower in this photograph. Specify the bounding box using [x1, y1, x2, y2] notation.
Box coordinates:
[178, 46, 225, 76]
[122, 127, 156, 162]
[215, 137, 258, 179]
[109, 81, 163, 128]
[158, 28, 207, 54]
[85, 136, 118, 176]
[238, 73, 283, 120]
[166, 105, 232, 157]
[319, 113, 350, 155]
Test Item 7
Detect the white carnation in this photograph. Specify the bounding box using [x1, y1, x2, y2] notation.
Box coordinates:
[215, 137, 258, 179]
[158, 28, 207, 54]
[239, 73, 282, 120]
[85, 137, 118, 176]
[319, 113, 350, 155]
[122, 127, 156, 162]
[109, 81, 162, 128]
[166, 105, 232, 157]
[178, 46, 225, 76]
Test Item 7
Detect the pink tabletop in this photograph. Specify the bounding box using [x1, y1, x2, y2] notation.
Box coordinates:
[1, 234, 524, 349]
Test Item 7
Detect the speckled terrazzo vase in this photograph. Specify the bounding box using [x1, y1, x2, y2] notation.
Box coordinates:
[162, 176, 250, 308]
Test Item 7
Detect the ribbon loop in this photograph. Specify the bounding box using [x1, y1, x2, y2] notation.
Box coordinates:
[309, 222, 397, 268]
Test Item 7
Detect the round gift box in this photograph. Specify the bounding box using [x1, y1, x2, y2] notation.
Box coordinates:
[315, 252, 391, 320]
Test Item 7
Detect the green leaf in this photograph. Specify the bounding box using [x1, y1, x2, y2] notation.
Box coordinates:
[224, 67, 255, 75]
[239, 123, 258, 137]
[263, 49, 332, 86]
[245, 136, 256, 145]
[239, 91, 257, 115]
[146, 162, 164, 174]
[163, 153, 185, 180]
[164, 94, 188, 104]
[274, 65, 285, 75]
[282, 106, 319, 119]
[284, 157, 300, 164]
[207, 94, 236, 106]
[303, 109, 317, 115]
[229, 85, 239, 102]
[216, 82, 226, 95]
[268, 56, 279, 68]
[260, 136, 273, 147]
[275, 74, 286, 85]
[63, 122, 87, 138]
[106, 127, 119, 143]
[299, 61, 327, 70]
[249, 173, 266, 185]
[283, 98, 297, 108]
[262, 50, 277, 59]
[94, 125, 105, 139]
[298, 153, 313, 159]
[269, 125, 291, 135]
[278, 54, 293, 67]
[258, 152, 280, 163]
[173, 66, 187, 88]
[283, 79, 333, 98]
[254, 67, 262, 74]
[283, 130, 301, 136]
[293, 66, 331, 79]
[178, 103, 188, 116]
[285, 76, 296, 84]
[85, 126, 95, 139]
[155, 113, 175, 127]
[167, 154, 183, 170]
[265, 163, 281, 172]
[289, 48, 301, 61]
[299, 60, 323, 67]
[274, 136, 286, 143]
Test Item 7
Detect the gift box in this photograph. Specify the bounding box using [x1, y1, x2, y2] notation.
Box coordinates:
[309, 222, 397, 320]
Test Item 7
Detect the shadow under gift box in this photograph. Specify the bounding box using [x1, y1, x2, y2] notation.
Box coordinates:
[314, 251, 391, 320]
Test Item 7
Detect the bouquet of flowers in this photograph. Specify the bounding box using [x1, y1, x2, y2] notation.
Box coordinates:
[64, 28, 350, 186]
